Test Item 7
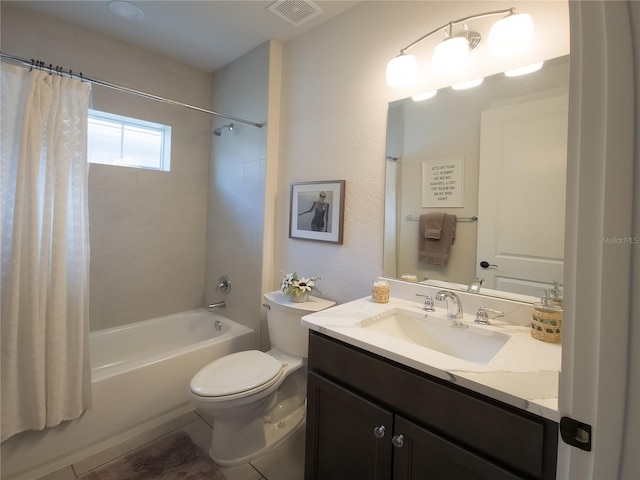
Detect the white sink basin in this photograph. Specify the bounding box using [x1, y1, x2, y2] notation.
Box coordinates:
[357, 308, 510, 364]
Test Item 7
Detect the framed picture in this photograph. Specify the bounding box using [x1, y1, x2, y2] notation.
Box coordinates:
[421, 156, 464, 207]
[289, 180, 345, 244]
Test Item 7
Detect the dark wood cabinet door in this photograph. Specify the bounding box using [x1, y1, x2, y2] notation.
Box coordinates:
[305, 371, 394, 480]
[392, 416, 524, 480]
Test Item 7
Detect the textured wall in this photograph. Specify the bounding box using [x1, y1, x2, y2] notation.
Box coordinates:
[277, 1, 570, 305]
[2, 5, 212, 330]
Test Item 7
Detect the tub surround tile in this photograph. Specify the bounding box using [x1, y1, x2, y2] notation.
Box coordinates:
[89, 165, 138, 192]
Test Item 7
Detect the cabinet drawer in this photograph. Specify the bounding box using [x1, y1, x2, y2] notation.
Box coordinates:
[309, 331, 557, 479]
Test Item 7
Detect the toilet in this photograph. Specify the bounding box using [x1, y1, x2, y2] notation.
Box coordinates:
[189, 290, 335, 466]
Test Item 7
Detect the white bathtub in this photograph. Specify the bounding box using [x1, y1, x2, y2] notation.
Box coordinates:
[0, 309, 254, 480]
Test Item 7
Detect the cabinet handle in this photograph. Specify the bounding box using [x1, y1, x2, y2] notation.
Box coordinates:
[392, 434, 404, 448]
[373, 426, 386, 438]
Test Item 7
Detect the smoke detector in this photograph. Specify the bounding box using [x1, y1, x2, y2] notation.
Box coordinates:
[267, 0, 323, 27]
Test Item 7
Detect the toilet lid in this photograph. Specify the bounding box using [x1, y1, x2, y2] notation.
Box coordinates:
[190, 350, 284, 397]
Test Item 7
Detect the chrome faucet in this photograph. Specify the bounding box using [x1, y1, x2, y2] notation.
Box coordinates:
[415, 293, 436, 312]
[207, 300, 226, 311]
[475, 307, 504, 325]
[435, 290, 464, 319]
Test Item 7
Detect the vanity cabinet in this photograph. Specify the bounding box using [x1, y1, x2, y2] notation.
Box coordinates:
[304, 331, 558, 480]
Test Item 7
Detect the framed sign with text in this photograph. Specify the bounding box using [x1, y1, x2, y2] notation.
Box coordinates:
[421, 157, 464, 208]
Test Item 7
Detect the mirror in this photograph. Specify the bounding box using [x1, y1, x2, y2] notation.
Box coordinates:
[384, 56, 570, 302]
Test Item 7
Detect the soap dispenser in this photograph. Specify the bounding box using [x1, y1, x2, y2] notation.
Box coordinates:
[530, 289, 563, 343]
[550, 280, 563, 307]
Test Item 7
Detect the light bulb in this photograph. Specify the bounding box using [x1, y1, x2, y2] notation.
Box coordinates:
[451, 78, 484, 90]
[432, 36, 469, 74]
[504, 62, 544, 77]
[412, 90, 438, 102]
[386, 54, 419, 88]
[488, 13, 534, 57]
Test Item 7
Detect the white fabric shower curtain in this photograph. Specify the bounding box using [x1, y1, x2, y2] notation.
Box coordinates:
[1, 63, 92, 441]
[383, 157, 398, 277]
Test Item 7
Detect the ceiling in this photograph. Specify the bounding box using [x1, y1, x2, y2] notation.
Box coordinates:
[5, 0, 359, 72]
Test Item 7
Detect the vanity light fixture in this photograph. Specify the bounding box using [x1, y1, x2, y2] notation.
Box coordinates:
[412, 90, 438, 102]
[432, 35, 470, 74]
[386, 7, 534, 88]
[488, 12, 535, 57]
[451, 77, 484, 90]
[504, 61, 544, 77]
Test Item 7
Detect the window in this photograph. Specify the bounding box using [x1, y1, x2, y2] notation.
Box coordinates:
[88, 110, 171, 171]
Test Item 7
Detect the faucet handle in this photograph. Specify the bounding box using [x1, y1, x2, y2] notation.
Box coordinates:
[475, 306, 504, 324]
[415, 293, 436, 312]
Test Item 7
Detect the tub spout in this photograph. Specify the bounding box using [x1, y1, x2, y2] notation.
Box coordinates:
[208, 300, 226, 311]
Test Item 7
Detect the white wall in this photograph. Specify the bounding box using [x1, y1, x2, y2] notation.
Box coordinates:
[277, 1, 570, 304]
[1, 5, 213, 330]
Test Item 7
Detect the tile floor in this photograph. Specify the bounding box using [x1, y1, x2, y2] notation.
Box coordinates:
[35, 411, 305, 480]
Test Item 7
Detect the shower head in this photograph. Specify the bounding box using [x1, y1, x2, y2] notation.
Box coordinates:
[213, 123, 234, 136]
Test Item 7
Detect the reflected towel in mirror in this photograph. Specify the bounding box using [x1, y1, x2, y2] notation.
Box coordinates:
[423, 212, 445, 239]
[419, 213, 457, 266]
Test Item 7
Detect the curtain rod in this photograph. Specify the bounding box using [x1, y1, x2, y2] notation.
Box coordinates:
[0, 52, 264, 129]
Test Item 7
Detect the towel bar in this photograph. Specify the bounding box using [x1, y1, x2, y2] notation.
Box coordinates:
[406, 214, 478, 222]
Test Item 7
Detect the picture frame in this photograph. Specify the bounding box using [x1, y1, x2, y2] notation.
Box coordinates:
[421, 156, 464, 208]
[289, 180, 345, 244]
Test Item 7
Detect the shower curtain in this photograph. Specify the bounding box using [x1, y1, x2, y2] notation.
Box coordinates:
[383, 157, 399, 276]
[1, 63, 92, 441]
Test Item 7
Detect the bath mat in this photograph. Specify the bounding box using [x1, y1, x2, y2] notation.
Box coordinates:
[80, 431, 226, 480]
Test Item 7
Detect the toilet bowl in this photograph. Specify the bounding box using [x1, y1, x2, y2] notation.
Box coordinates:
[189, 290, 335, 466]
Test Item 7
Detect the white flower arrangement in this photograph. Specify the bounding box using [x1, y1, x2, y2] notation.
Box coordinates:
[281, 271, 321, 299]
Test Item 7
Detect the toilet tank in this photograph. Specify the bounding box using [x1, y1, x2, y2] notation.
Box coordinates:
[263, 291, 335, 358]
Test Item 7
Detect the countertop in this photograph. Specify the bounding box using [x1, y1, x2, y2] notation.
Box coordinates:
[302, 295, 561, 422]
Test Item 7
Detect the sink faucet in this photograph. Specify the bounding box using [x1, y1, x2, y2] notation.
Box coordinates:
[435, 290, 464, 319]
[208, 300, 226, 311]
[475, 306, 504, 325]
[415, 293, 435, 312]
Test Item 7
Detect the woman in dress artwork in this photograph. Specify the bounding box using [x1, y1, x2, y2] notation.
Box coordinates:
[298, 191, 330, 232]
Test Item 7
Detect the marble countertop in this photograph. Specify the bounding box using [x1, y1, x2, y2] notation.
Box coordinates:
[302, 295, 561, 422]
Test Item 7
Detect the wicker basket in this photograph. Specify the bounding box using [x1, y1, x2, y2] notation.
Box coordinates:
[530, 309, 562, 343]
[372, 281, 390, 304]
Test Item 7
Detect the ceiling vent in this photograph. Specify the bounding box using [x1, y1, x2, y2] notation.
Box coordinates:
[267, 0, 323, 27]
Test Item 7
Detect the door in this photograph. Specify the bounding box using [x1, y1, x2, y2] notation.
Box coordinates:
[305, 372, 393, 480]
[476, 95, 569, 295]
[392, 416, 524, 480]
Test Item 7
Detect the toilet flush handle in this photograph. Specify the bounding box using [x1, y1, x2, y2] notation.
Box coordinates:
[262, 303, 271, 310]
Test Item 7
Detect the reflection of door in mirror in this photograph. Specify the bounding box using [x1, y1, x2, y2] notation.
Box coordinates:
[477, 95, 568, 296]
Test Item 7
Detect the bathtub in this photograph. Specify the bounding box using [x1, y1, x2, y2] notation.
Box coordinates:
[0, 309, 254, 480]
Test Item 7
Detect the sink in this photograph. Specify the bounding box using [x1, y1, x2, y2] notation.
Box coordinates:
[357, 308, 510, 364]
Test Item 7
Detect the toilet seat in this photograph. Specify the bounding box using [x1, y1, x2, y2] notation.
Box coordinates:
[190, 350, 284, 400]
